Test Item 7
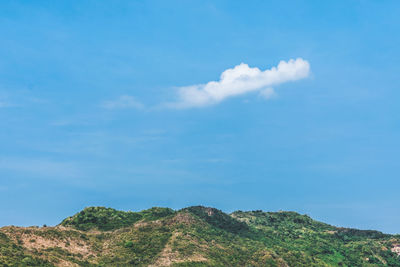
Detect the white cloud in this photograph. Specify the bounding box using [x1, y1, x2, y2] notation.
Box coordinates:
[259, 88, 276, 99]
[170, 58, 310, 108]
[101, 95, 144, 110]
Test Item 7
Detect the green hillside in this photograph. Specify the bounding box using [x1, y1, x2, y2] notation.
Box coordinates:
[1, 206, 400, 266]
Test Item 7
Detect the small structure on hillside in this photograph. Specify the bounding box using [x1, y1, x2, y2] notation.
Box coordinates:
[391, 244, 400, 256]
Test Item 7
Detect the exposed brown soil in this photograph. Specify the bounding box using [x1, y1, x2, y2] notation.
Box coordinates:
[150, 231, 207, 267]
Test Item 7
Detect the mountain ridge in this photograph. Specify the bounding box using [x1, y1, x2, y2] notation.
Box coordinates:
[1, 206, 400, 266]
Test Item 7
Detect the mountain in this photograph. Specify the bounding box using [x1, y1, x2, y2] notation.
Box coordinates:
[1, 206, 400, 266]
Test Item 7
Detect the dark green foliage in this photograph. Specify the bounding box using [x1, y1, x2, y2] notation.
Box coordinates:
[231, 210, 400, 266]
[60, 206, 174, 231]
[232, 210, 336, 232]
[335, 228, 388, 241]
[184, 206, 250, 235]
[140, 207, 176, 221]
[60, 207, 142, 231]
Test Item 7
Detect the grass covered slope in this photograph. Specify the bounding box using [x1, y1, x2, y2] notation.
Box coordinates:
[0, 206, 399, 266]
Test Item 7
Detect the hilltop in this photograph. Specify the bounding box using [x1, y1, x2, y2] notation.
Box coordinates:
[1, 206, 400, 266]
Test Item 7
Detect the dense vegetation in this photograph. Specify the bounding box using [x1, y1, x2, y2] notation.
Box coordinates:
[1, 206, 400, 266]
[60, 207, 175, 231]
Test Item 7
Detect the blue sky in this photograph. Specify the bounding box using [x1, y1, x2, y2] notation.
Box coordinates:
[1, 1, 400, 233]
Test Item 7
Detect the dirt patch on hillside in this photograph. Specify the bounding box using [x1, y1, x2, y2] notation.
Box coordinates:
[1, 226, 98, 266]
[167, 212, 199, 225]
[149, 231, 208, 266]
[133, 219, 163, 228]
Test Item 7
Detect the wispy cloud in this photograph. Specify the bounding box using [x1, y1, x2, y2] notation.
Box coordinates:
[169, 58, 310, 108]
[0, 101, 10, 108]
[0, 89, 48, 108]
[259, 87, 277, 100]
[0, 157, 83, 180]
[0, 96, 12, 108]
[101, 95, 144, 110]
